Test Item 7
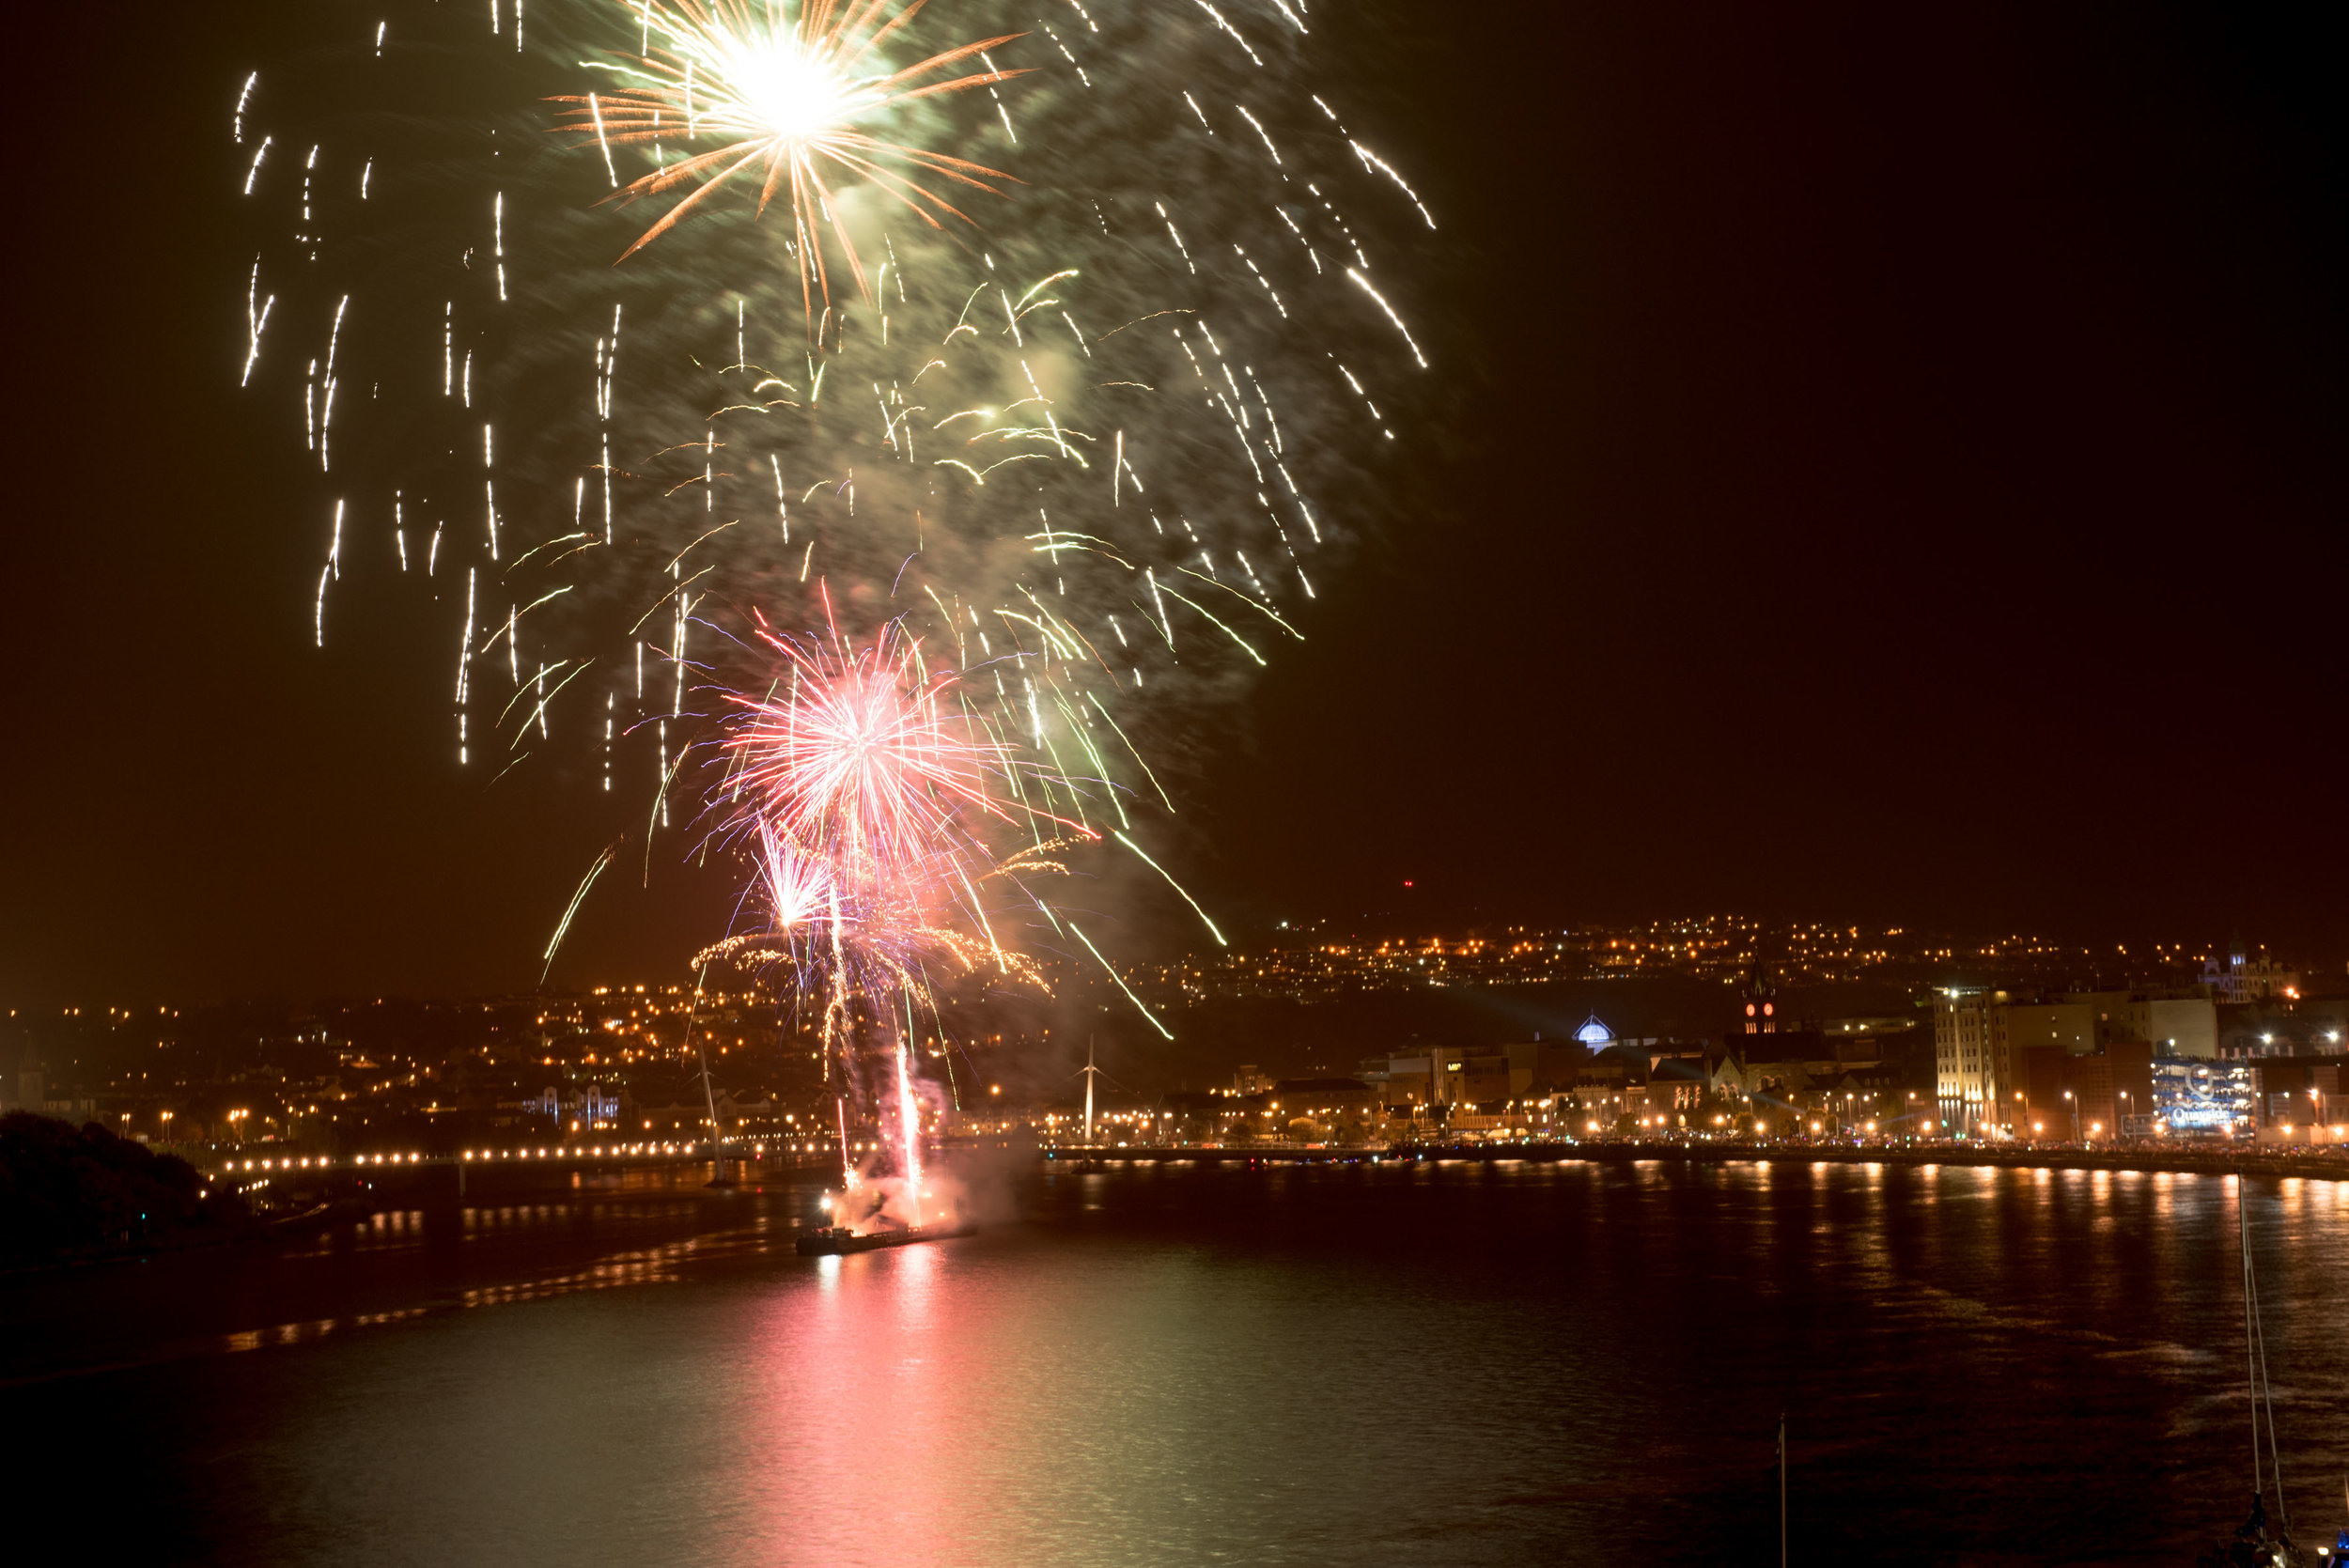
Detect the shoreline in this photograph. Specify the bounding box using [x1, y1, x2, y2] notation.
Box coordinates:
[1034, 1139, 2349, 1182]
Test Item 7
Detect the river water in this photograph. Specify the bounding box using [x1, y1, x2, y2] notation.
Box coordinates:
[4, 1157, 2343, 1566]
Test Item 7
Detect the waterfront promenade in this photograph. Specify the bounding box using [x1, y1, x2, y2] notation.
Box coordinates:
[1034, 1138, 2349, 1182]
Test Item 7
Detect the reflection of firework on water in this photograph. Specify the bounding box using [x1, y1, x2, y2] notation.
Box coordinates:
[235, 0, 1430, 1222]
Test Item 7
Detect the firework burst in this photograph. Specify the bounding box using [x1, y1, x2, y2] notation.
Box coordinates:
[723, 613, 1019, 885]
[695, 612, 1074, 1218]
[556, 0, 1031, 313]
[706, 615, 1063, 1012]
[235, 0, 1434, 1224]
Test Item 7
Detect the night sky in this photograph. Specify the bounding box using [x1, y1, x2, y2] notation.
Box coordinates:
[9, 2, 2342, 1005]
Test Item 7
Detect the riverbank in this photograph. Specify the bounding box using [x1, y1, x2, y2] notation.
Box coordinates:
[1036, 1138, 2349, 1181]
[5, 1153, 2340, 1565]
[0, 1112, 263, 1271]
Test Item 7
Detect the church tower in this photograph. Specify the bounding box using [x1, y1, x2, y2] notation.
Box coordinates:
[1739, 964, 1780, 1034]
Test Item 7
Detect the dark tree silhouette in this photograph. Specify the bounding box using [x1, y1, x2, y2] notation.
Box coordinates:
[0, 1112, 249, 1265]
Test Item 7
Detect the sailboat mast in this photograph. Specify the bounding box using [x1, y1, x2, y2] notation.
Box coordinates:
[2248, 1203, 2291, 1537]
[2241, 1181, 2261, 1500]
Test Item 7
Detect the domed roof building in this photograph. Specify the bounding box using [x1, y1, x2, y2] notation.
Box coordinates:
[1575, 1014, 1614, 1048]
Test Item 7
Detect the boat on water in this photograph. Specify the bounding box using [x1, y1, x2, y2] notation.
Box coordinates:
[2312, 1477, 2349, 1568]
[795, 1221, 977, 1257]
[2207, 1492, 2308, 1568]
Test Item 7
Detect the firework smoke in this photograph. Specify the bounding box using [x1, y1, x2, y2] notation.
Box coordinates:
[234, 0, 1430, 1223]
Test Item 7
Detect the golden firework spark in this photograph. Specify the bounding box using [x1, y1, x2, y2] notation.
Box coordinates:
[558, 0, 1029, 315]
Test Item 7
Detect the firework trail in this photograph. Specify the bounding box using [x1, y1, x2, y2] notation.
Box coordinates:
[233, 0, 1430, 1224]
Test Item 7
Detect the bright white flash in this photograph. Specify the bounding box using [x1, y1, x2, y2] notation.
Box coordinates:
[736, 39, 876, 141]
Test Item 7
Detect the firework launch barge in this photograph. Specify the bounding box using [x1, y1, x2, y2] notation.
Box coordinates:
[795, 1221, 978, 1257]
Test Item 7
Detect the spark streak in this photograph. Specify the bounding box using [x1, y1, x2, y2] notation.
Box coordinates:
[234, 0, 1429, 1231]
[1346, 268, 1427, 368]
[542, 842, 620, 980]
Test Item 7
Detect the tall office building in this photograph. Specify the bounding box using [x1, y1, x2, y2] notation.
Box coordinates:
[1935, 989, 2015, 1135]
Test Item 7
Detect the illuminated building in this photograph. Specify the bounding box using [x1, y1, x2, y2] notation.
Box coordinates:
[1377, 1054, 1434, 1112]
[2016, 1042, 2152, 1141]
[2247, 1055, 2346, 1141]
[524, 1082, 623, 1128]
[1268, 1078, 1378, 1139]
[1935, 989, 2201, 1137]
[2201, 938, 2301, 1004]
[1935, 988, 2015, 1135]
[2150, 1057, 2254, 1138]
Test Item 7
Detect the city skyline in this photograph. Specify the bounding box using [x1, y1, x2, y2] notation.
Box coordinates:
[4, 7, 2341, 1564]
[13, 909, 2342, 1072]
[13, 919, 2342, 1145]
[7, 908, 2342, 1010]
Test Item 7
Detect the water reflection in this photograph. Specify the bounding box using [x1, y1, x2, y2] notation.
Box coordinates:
[2, 1161, 2341, 1567]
